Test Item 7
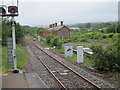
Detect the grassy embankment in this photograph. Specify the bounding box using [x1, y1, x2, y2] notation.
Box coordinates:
[2, 44, 28, 74]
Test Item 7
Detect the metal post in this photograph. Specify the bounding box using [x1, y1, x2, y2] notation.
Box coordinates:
[11, 16, 17, 70]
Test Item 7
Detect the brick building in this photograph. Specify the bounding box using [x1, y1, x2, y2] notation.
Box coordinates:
[41, 21, 70, 39]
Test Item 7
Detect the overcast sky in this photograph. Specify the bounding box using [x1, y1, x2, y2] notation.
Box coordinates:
[1, 0, 119, 27]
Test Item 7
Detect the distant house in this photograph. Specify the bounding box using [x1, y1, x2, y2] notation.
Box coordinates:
[41, 21, 70, 39]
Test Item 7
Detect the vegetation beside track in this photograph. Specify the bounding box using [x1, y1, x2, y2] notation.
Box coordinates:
[1, 18, 29, 74]
[35, 32, 120, 72]
[2, 44, 28, 74]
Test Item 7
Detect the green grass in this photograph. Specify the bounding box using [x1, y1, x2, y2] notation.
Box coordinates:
[37, 40, 65, 56]
[84, 56, 94, 67]
[16, 44, 28, 70]
[36, 40, 52, 48]
[36, 38, 93, 67]
[66, 53, 93, 67]
[66, 53, 77, 62]
[100, 38, 113, 44]
[2, 44, 28, 73]
[52, 47, 64, 54]
[2, 46, 11, 73]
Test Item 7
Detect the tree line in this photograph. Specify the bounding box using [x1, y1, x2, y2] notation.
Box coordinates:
[70, 22, 120, 33]
[1, 18, 25, 46]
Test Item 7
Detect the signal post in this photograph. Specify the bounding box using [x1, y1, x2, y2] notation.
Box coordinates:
[9, 6, 18, 72]
[11, 17, 17, 71]
[1, 5, 19, 73]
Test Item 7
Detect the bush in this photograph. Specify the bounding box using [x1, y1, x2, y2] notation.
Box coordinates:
[46, 35, 63, 49]
[91, 43, 120, 72]
[56, 39, 63, 49]
[46, 34, 54, 44]
[80, 39, 87, 42]
[102, 34, 108, 39]
[80, 32, 103, 40]
[108, 33, 114, 38]
[63, 39, 72, 43]
[51, 36, 59, 47]
[112, 33, 120, 41]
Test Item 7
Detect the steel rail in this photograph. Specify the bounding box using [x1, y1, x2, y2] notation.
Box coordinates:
[30, 45, 67, 89]
[34, 43, 102, 90]
[73, 48, 93, 58]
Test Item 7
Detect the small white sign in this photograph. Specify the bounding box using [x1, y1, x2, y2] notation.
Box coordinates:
[38, 36, 41, 41]
[64, 44, 73, 57]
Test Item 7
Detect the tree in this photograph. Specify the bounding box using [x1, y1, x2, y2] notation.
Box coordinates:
[106, 24, 115, 33]
[117, 24, 120, 33]
[86, 23, 91, 29]
[2, 18, 25, 46]
[15, 23, 24, 44]
[37, 28, 45, 35]
[2, 19, 12, 45]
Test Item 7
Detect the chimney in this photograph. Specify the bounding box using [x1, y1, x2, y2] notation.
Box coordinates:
[55, 23, 57, 27]
[53, 24, 55, 27]
[51, 24, 53, 28]
[60, 21, 63, 26]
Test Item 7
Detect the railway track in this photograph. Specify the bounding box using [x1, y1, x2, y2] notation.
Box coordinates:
[29, 41, 101, 89]
[27, 41, 65, 88]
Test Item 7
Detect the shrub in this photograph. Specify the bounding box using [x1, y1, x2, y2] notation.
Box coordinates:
[51, 36, 59, 47]
[80, 39, 87, 42]
[112, 33, 120, 41]
[80, 32, 103, 40]
[46, 35, 63, 49]
[63, 39, 72, 43]
[102, 34, 108, 39]
[91, 43, 120, 72]
[108, 33, 114, 38]
[56, 39, 63, 49]
[46, 34, 54, 44]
